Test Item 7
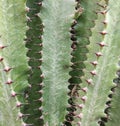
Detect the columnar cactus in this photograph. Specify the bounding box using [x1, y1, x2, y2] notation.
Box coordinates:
[0, 0, 120, 126]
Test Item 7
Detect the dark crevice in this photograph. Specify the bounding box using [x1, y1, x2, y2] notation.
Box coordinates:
[63, 2, 84, 125]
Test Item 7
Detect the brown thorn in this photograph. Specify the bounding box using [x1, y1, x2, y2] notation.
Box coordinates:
[37, 90, 43, 94]
[35, 115, 44, 120]
[25, 7, 30, 12]
[16, 101, 22, 107]
[96, 2, 107, 9]
[6, 78, 13, 85]
[86, 78, 93, 85]
[0, 45, 7, 49]
[90, 70, 97, 76]
[90, 61, 98, 67]
[81, 87, 88, 93]
[16, 101, 29, 107]
[4, 66, 12, 72]
[77, 122, 81, 126]
[99, 30, 107, 35]
[95, 52, 102, 57]
[11, 90, 17, 97]
[18, 112, 30, 118]
[76, 104, 84, 109]
[71, 20, 77, 27]
[97, 42, 107, 48]
[40, 74, 44, 78]
[0, 56, 3, 62]
[34, 13, 39, 17]
[34, 98, 43, 102]
[81, 96, 87, 102]
[102, 20, 108, 25]
[76, 113, 83, 119]
[34, 2, 42, 6]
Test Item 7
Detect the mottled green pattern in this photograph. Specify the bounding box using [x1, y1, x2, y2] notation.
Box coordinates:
[76, 0, 120, 126]
[40, 0, 75, 125]
[72, 0, 107, 125]
[106, 84, 120, 126]
[23, 0, 44, 125]
[0, 0, 120, 126]
[105, 0, 120, 125]
[0, 0, 28, 126]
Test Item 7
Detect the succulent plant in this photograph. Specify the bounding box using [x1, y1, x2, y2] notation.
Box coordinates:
[0, 0, 120, 126]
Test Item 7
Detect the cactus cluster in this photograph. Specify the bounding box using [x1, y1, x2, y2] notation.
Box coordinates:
[0, 0, 120, 126]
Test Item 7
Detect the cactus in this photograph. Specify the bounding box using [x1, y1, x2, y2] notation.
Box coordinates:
[0, 0, 120, 126]
[0, 0, 29, 126]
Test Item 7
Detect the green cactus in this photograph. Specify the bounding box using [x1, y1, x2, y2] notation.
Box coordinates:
[0, 0, 29, 126]
[0, 0, 120, 126]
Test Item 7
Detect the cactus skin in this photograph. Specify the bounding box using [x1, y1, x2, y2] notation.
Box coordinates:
[0, 0, 29, 126]
[40, 0, 75, 125]
[23, 0, 44, 125]
[73, 0, 120, 125]
[0, 0, 120, 126]
[66, 0, 104, 125]
[104, 0, 120, 125]
[106, 82, 120, 126]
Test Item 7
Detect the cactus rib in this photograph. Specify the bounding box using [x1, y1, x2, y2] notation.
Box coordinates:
[40, 0, 76, 125]
[23, 0, 44, 125]
[0, 0, 29, 126]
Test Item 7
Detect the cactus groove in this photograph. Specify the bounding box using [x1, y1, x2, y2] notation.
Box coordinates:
[0, 0, 120, 126]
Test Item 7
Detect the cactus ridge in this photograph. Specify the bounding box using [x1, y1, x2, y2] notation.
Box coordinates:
[73, 0, 120, 125]
[23, 0, 44, 126]
[0, 0, 29, 126]
[105, 74, 120, 126]
[40, 0, 76, 125]
[63, 1, 82, 125]
[0, 0, 120, 126]
[71, 1, 108, 125]
[65, 0, 106, 126]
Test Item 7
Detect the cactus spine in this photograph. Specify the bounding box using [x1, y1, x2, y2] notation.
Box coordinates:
[0, 0, 120, 126]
